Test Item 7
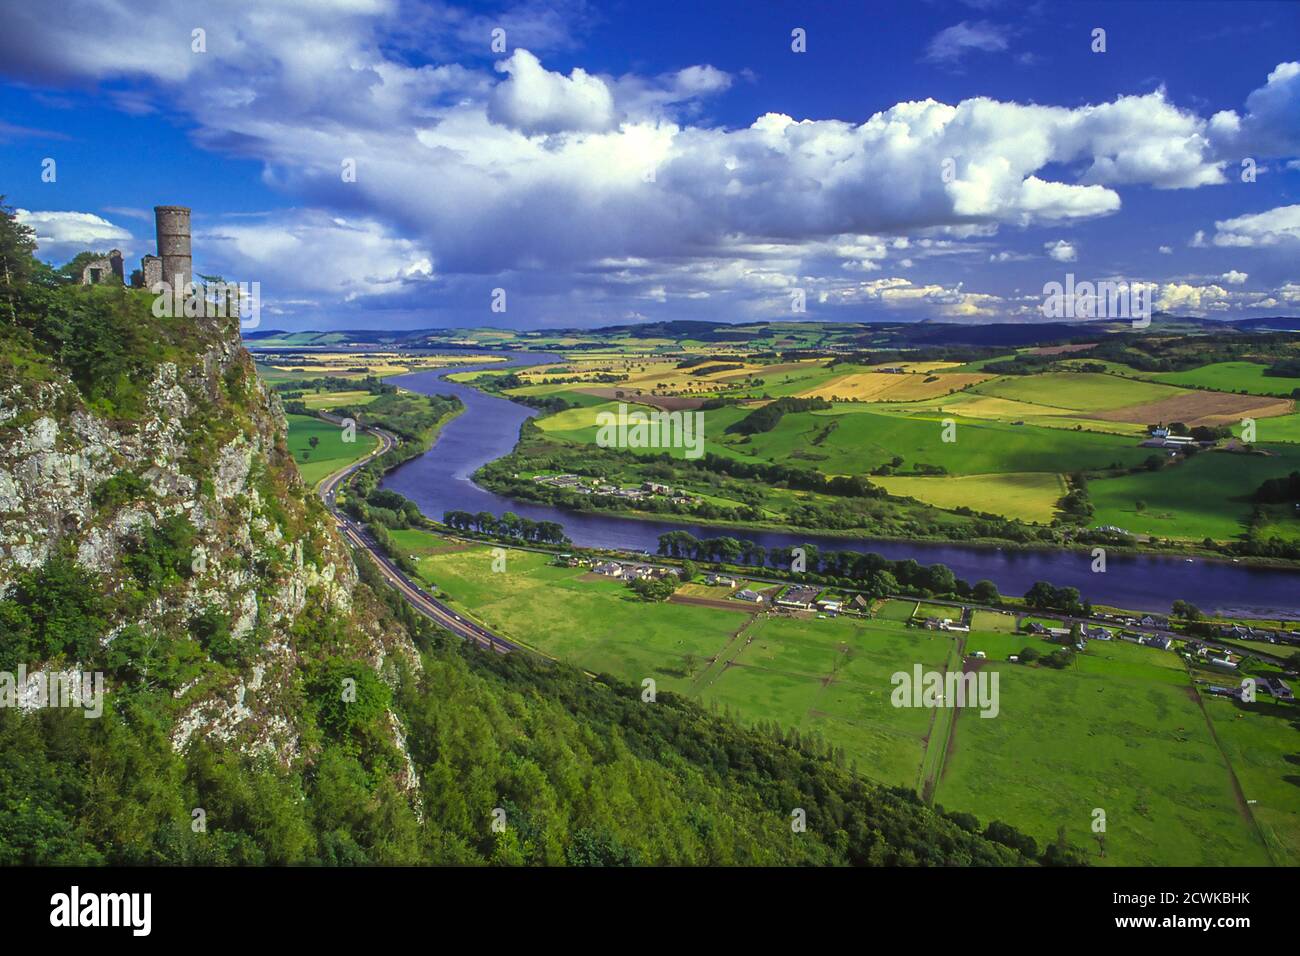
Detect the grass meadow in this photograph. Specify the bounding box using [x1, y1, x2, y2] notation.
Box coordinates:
[397, 533, 1292, 866]
[285, 413, 378, 486]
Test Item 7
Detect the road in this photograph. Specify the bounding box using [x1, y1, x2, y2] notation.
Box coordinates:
[312, 417, 519, 655]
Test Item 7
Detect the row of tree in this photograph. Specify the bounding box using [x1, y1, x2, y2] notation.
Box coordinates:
[442, 509, 568, 544]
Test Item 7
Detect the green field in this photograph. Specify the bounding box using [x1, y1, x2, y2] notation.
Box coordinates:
[1235, 411, 1300, 444]
[399, 533, 1295, 865]
[1143, 361, 1300, 398]
[970, 371, 1180, 412]
[539, 399, 1152, 478]
[285, 413, 378, 486]
[933, 643, 1274, 866]
[1089, 446, 1300, 541]
[876, 472, 1066, 522]
[1205, 698, 1300, 866]
[971, 609, 1019, 633]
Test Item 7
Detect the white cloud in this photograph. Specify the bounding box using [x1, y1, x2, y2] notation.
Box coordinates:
[199, 211, 436, 300]
[1158, 245, 1173, 254]
[1212, 204, 1300, 247]
[1220, 270, 1248, 285]
[1155, 281, 1231, 314]
[924, 21, 1011, 64]
[488, 49, 617, 134]
[3, 3, 1298, 325]
[1208, 61, 1300, 158]
[14, 209, 133, 261]
[1044, 239, 1077, 262]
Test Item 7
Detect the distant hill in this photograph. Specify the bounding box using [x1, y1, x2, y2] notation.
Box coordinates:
[243, 313, 1300, 353]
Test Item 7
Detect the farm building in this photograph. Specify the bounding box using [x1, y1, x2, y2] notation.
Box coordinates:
[776, 585, 821, 609]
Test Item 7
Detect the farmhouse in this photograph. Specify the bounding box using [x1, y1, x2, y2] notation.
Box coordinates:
[1207, 653, 1241, 670]
[1256, 676, 1295, 701]
[776, 585, 821, 609]
[923, 617, 970, 633]
[1141, 635, 1173, 651]
[734, 588, 764, 603]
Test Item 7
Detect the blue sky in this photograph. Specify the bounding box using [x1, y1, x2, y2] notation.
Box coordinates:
[1, 0, 1298, 330]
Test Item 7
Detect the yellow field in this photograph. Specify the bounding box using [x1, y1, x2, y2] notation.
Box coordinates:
[800, 370, 991, 403]
[874, 472, 1067, 523]
[269, 352, 496, 378]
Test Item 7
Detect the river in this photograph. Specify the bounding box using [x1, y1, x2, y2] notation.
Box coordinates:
[380, 354, 1300, 619]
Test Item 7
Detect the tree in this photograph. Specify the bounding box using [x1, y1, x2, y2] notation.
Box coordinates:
[0, 196, 37, 320]
[972, 579, 1000, 604]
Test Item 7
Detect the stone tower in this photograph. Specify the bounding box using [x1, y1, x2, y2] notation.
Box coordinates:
[154, 205, 192, 292]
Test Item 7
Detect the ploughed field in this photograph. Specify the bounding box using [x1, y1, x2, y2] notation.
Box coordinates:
[401, 534, 1297, 866]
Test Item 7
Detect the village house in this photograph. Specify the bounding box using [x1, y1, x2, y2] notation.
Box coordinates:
[776, 585, 821, 610]
[734, 588, 764, 603]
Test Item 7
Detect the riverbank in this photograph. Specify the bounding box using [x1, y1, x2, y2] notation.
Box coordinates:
[471, 470, 1300, 572]
[378, 355, 1300, 618]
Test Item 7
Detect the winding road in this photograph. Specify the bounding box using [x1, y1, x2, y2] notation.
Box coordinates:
[313, 416, 518, 655]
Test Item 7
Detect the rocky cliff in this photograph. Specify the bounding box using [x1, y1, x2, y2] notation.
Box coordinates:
[0, 286, 420, 786]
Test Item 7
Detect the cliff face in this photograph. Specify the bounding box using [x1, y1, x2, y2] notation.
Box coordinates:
[0, 292, 419, 782]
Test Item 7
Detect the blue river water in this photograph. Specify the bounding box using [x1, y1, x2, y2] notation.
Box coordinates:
[380, 354, 1300, 619]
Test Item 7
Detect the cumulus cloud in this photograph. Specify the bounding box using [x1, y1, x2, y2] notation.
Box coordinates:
[14, 209, 133, 261]
[3, 0, 1298, 325]
[1155, 281, 1232, 313]
[1212, 204, 1300, 247]
[1208, 61, 1300, 158]
[488, 49, 617, 134]
[1220, 270, 1248, 284]
[1044, 239, 1077, 262]
[199, 211, 435, 300]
